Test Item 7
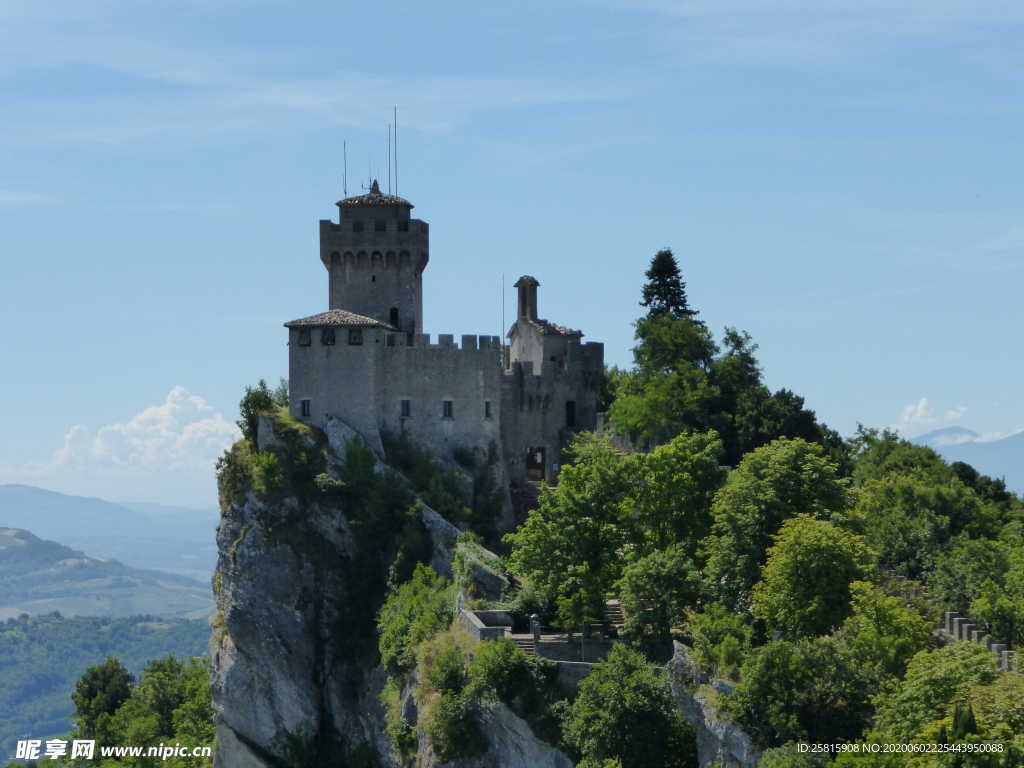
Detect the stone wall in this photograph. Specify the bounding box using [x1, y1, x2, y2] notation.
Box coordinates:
[942, 610, 1017, 672]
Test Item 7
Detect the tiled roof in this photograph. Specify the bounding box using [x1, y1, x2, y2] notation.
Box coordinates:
[336, 179, 412, 208]
[533, 319, 582, 336]
[284, 309, 396, 329]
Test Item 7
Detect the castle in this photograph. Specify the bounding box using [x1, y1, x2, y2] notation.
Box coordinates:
[285, 181, 603, 490]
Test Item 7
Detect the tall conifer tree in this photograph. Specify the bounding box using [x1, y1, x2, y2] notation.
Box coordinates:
[640, 249, 699, 321]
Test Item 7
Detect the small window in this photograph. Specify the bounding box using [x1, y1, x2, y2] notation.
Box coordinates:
[348, 328, 363, 345]
[397, 221, 409, 232]
[300, 399, 311, 418]
[385, 334, 396, 347]
[566, 400, 577, 428]
[484, 401, 492, 419]
[353, 221, 364, 232]
[442, 400, 453, 419]
[389, 307, 399, 327]
[375, 220, 386, 232]
[371, 274, 376, 283]
[298, 329, 311, 346]
[401, 399, 411, 418]
[321, 328, 335, 345]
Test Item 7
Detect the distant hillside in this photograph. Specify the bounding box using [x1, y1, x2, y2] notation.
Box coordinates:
[0, 527, 212, 620]
[0, 485, 218, 582]
[0, 612, 209, 758]
[913, 427, 1024, 493]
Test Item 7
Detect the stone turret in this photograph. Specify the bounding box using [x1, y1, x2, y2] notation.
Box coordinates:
[319, 180, 429, 333]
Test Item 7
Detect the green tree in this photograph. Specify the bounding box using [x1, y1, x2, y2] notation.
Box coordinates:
[752, 516, 875, 638]
[640, 248, 698, 320]
[624, 430, 726, 557]
[377, 563, 452, 674]
[136, 655, 187, 737]
[237, 379, 275, 443]
[564, 644, 696, 768]
[726, 636, 873, 747]
[505, 433, 631, 627]
[872, 642, 998, 743]
[846, 473, 991, 579]
[72, 655, 134, 742]
[701, 438, 852, 611]
[839, 581, 932, 679]
[684, 603, 753, 680]
[617, 546, 699, 651]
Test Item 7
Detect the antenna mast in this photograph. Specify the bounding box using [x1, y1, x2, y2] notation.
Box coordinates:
[387, 124, 392, 194]
[343, 141, 348, 197]
[394, 105, 398, 196]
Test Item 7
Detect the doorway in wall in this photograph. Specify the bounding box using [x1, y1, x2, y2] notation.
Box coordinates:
[526, 447, 546, 482]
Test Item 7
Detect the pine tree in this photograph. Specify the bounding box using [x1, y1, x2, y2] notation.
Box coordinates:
[640, 248, 699, 321]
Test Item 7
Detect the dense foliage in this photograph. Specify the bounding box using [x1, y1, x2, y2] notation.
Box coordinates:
[501, 249, 1024, 765]
[0, 614, 208, 760]
[564, 644, 696, 768]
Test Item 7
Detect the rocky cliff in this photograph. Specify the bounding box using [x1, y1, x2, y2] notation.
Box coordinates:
[210, 412, 568, 768]
[666, 642, 761, 768]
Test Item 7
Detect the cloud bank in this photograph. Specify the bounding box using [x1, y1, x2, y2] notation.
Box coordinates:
[0, 387, 240, 508]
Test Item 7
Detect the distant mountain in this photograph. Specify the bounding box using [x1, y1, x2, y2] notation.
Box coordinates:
[0, 527, 212, 620]
[0, 612, 209, 758]
[0, 485, 218, 582]
[913, 428, 1024, 493]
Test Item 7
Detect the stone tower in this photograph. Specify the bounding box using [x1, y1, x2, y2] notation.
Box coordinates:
[318, 180, 429, 333]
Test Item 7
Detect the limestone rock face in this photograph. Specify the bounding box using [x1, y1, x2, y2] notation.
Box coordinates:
[666, 642, 761, 768]
[211, 415, 563, 768]
[449, 702, 573, 768]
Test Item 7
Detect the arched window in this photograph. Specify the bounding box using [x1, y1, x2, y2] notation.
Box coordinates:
[389, 307, 399, 327]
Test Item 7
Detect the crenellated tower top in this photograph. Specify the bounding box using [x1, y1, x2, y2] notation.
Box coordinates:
[318, 180, 429, 334]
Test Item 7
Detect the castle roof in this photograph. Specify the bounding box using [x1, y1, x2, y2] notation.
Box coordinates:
[532, 319, 582, 336]
[284, 309, 397, 329]
[336, 179, 412, 208]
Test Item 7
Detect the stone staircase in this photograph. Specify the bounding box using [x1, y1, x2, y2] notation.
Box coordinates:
[512, 636, 537, 656]
[604, 597, 625, 628]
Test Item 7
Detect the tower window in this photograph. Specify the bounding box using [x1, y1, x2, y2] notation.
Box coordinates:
[397, 221, 409, 232]
[389, 307, 400, 327]
[321, 328, 335, 345]
[566, 400, 577, 428]
[401, 399, 411, 418]
[484, 401, 492, 419]
[375, 220, 386, 232]
[348, 328, 363, 345]
[442, 400, 454, 419]
[298, 329, 311, 346]
[300, 399, 311, 418]
[371, 275, 376, 282]
[353, 221, 364, 232]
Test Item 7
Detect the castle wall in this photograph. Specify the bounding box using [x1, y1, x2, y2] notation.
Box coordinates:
[375, 334, 505, 462]
[501, 339, 604, 485]
[288, 326, 383, 452]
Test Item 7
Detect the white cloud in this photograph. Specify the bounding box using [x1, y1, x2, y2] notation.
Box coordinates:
[0, 387, 240, 507]
[896, 397, 937, 432]
[944, 406, 968, 422]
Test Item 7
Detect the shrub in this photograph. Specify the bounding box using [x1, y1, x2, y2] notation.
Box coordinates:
[685, 603, 752, 680]
[237, 379, 275, 443]
[424, 645, 467, 694]
[466, 637, 530, 702]
[377, 564, 453, 675]
[424, 691, 486, 763]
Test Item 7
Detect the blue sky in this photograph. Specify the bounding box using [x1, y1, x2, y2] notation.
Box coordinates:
[2, 0, 1022, 508]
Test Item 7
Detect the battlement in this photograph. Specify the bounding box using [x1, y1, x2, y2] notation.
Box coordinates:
[385, 333, 503, 351]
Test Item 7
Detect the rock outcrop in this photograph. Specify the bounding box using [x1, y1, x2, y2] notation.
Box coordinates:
[666, 642, 761, 768]
[210, 414, 565, 767]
